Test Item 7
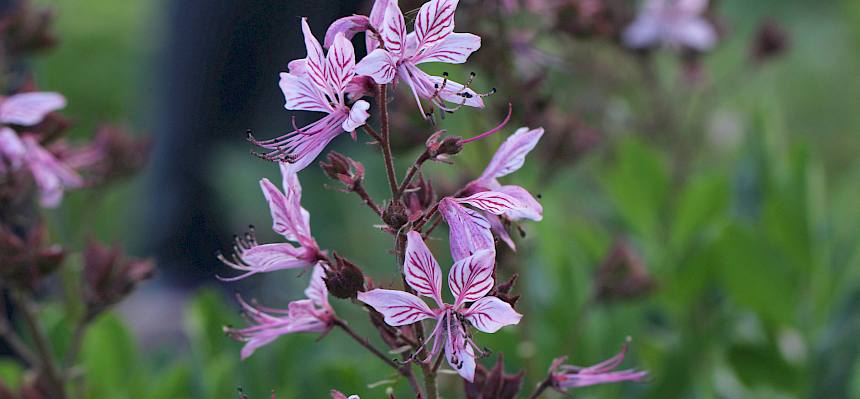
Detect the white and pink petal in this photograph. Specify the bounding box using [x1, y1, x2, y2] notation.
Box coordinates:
[0, 92, 66, 126]
[448, 250, 495, 306]
[403, 231, 444, 305]
[479, 127, 544, 181]
[357, 289, 436, 326]
[461, 296, 521, 333]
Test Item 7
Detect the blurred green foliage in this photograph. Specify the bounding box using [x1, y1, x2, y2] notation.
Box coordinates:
[6, 0, 860, 398]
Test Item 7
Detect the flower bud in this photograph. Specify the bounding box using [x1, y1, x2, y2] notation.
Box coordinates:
[61, 125, 151, 186]
[490, 273, 521, 309]
[323, 252, 365, 299]
[404, 174, 436, 221]
[319, 151, 365, 190]
[0, 224, 64, 290]
[425, 131, 463, 161]
[750, 19, 788, 64]
[464, 353, 524, 399]
[83, 239, 154, 315]
[1, 1, 58, 56]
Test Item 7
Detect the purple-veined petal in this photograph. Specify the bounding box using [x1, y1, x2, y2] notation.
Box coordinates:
[414, 0, 459, 52]
[439, 198, 495, 261]
[454, 190, 525, 215]
[357, 289, 436, 326]
[342, 100, 370, 132]
[380, 0, 407, 58]
[21, 137, 82, 208]
[403, 231, 444, 306]
[235, 315, 329, 359]
[260, 177, 310, 243]
[287, 299, 318, 319]
[300, 18, 331, 96]
[252, 111, 349, 174]
[412, 32, 480, 65]
[279, 72, 332, 113]
[0, 92, 66, 126]
[494, 185, 543, 221]
[366, 0, 392, 52]
[305, 263, 329, 308]
[486, 213, 516, 251]
[324, 15, 371, 48]
[444, 313, 476, 382]
[233, 243, 307, 274]
[0, 127, 26, 170]
[461, 296, 521, 333]
[448, 250, 495, 306]
[479, 127, 544, 181]
[288, 59, 307, 75]
[355, 48, 398, 84]
[325, 33, 356, 100]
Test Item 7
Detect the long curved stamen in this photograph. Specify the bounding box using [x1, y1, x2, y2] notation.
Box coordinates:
[459, 102, 513, 144]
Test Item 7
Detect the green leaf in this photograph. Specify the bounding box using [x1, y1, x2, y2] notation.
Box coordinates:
[80, 313, 141, 398]
[670, 173, 730, 251]
[0, 358, 24, 390]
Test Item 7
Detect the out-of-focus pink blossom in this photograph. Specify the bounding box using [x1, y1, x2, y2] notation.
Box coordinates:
[218, 164, 324, 281]
[226, 264, 335, 359]
[343, 0, 485, 116]
[0, 91, 65, 126]
[330, 390, 359, 399]
[249, 18, 370, 173]
[623, 0, 717, 51]
[358, 231, 521, 382]
[549, 341, 649, 391]
[457, 127, 544, 251]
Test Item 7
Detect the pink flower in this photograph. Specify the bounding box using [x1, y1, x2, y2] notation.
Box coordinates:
[438, 190, 529, 261]
[549, 342, 649, 391]
[358, 231, 521, 382]
[225, 264, 335, 359]
[330, 391, 359, 399]
[623, 0, 717, 51]
[0, 92, 81, 207]
[346, 0, 485, 116]
[249, 18, 371, 173]
[217, 164, 323, 281]
[464, 127, 544, 251]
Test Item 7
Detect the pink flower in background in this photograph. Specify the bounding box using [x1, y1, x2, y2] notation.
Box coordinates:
[225, 264, 335, 359]
[218, 164, 324, 281]
[358, 231, 521, 382]
[439, 191, 528, 261]
[0, 92, 82, 207]
[623, 0, 717, 51]
[348, 0, 485, 116]
[249, 18, 370, 173]
[330, 391, 359, 399]
[464, 127, 544, 250]
[549, 341, 649, 391]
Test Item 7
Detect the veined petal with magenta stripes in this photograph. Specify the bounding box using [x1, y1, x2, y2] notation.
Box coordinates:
[380, 0, 407, 58]
[355, 48, 398, 84]
[454, 190, 525, 215]
[358, 289, 437, 326]
[414, 0, 459, 51]
[411, 32, 480, 65]
[448, 250, 495, 306]
[300, 18, 330, 98]
[494, 184, 543, 221]
[325, 33, 356, 100]
[479, 127, 544, 181]
[403, 231, 444, 306]
[462, 296, 522, 333]
[323, 15, 371, 48]
[439, 197, 495, 261]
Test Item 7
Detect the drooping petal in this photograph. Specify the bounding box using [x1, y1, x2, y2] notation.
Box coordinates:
[304, 263, 329, 308]
[413, 0, 459, 52]
[454, 191, 525, 215]
[21, 137, 82, 208]
[366, 0, 392, 52]
[379, 0, 407, 58]
[403, 231, 444, 306]
[486, 213, 516, 251]
[300, 18, 330, 96]
[0, 127, 26, 170]
[550, 342, 649, 390]
[218, 243, 309, 281]
[448, 250, 495, 306]
[444, 314, 476, 382]
[357, 289, 436, 326]
[325, 33, 357, 100]
[461, 296, 522, 333]
[479, 127, 544, 181]
[279, 72, 332, 113]
[342, 100, 370, 132]
[0, 92, 66, 126]
[324, 15, 371, 48]
[439, 198, 495, 261]
[494, 185, 543, 221]
[355, 48, 398, 84]
[234, 315, 329, 360]
[411, 32, 480, 65]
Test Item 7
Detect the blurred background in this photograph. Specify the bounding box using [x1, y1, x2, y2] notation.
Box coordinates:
[9, 0, 860, 397]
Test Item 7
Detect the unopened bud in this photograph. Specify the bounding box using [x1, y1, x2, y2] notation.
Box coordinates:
[425, 131, 463, 160]
[382, 200, 408, 229]
[320, 151, 365, 190]
[751, 19, 788, 64]
[594, 240, 657, 302]
[323, 252, 365, 299]
[464, 353, 524, 399]
[0, 224, 64, 290]
[490, 274, 521, 309]
[83, 239, 154, 316]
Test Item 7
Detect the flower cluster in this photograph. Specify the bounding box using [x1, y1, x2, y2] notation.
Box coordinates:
[219, 0, 649, 397]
